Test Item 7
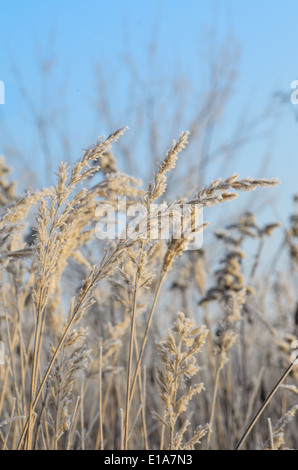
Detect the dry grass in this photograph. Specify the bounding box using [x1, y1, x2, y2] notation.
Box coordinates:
[1, 128, 298, 450]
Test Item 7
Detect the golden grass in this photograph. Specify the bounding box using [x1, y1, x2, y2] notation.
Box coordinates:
[1, 128, 298, 450]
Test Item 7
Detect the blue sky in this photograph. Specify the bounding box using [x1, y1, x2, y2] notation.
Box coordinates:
[0, 0, 298, 241]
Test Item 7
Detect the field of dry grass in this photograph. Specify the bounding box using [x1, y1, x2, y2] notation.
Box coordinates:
[1, 127, 298, 451]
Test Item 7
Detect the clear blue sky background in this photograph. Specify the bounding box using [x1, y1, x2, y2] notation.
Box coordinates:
[0, 0, 298, 240]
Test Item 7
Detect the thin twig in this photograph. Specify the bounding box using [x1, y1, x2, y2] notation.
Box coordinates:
[267, 418, 274, 450]
[235, 361, 295, 450]
[206, 363, 221, 450]
[128, 273, 165, 407]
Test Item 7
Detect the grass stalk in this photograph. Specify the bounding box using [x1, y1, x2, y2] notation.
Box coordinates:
[235, 360, 295, 450]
